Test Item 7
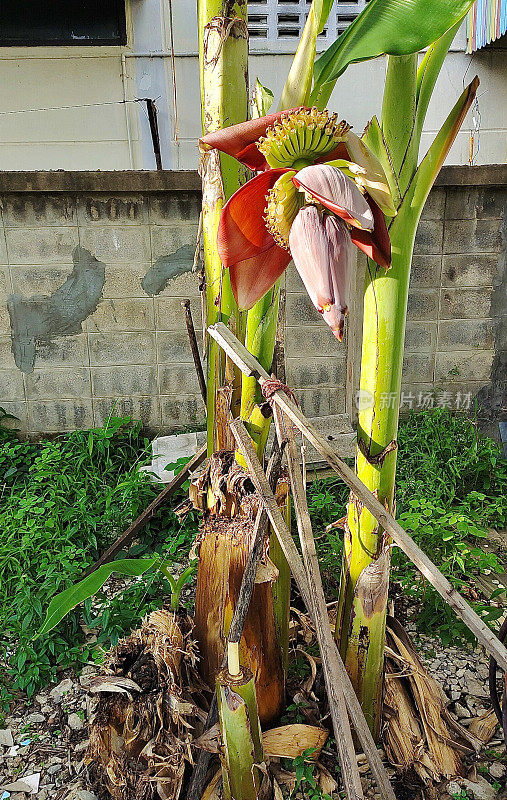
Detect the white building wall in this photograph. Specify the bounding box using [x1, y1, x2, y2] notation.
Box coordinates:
[0, 0, 504, 171]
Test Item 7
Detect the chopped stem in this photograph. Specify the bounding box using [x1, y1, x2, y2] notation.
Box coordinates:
[227, 641, 241, 676]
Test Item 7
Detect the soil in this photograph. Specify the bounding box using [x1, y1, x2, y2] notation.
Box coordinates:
[1, 610, 505, 800]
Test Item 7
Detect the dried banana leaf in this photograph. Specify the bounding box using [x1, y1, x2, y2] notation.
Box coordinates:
[468, 708, 499, 743]
[384, 618, 479, 782]
[262, 724, 328, 760]
[87, 610, 204, 800]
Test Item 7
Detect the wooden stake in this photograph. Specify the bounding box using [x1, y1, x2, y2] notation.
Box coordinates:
[230, 417, 397, 800]
[281, 416, 365, 800]
[209, 322, 507, 673]
[84, 445, 207, 577]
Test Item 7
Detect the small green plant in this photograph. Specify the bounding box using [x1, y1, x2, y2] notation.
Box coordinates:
[290, 749, 333, 800]
[282, 702, 307, 725]
[451, 791, 470, 800]
[484, 748, 506, 763]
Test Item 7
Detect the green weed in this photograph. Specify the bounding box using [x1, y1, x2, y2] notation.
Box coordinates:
[308, 408, 506, 644]
[0, 412, 198, 706]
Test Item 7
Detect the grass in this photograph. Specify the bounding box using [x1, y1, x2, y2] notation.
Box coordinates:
[0, 406, 504, 707]
[0, 410, 199, 706]
[309, 408, 506, 644]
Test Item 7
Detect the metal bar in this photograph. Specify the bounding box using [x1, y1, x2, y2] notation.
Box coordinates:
[182, 299, 207, 406]
[144, 97, 163, 170]
[83, 445, 207, 577]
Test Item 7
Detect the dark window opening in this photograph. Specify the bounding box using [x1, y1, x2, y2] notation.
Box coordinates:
[0, 0, 127, 46]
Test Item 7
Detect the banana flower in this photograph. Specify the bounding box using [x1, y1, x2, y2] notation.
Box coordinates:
[200, 107, 394, 339]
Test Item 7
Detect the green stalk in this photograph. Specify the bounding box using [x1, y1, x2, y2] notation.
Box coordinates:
[335, 234, 413, 738]
[334, 55, 418, 739]
[217, 658, 264, 800]
[238, 0, 332, 463]
[335, 54, 478, 739]
[198, 0, 249, 454]
[238, 284, 280, 464]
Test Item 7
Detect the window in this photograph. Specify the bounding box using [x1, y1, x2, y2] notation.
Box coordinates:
[248, 0, 371, 44]
[0, 0, 127, 47]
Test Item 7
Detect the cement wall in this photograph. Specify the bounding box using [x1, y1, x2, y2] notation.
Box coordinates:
[0, 167, 504, 438]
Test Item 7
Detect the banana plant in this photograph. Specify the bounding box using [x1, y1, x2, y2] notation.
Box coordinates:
[193, 0, 345, 723]
[197, 0, 478, 739]
[309, 0, 478, 738]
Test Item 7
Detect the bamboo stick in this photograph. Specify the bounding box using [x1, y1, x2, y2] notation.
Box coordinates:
[280, 415, 364, 799]
[209, 322, 507, 673]
[230, 417, 397, 800]
[84, 445, 207, 577]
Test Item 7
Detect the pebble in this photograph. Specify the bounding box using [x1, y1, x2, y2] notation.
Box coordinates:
[26, 713, 44, 724]
[454, 702, 470, 718]
[50, 678, 73, 704]
[47, 764, 62, 775]
[68, 713, 84, 731]
[79, 669, 96, 687]
[447, 780, 462, 796]
[489, 762, 505, 779]
[77, 791, 99, 800]
[466, 680, 489, 699]
[0, 731, 13, 748]
[463, 776, 498, 800]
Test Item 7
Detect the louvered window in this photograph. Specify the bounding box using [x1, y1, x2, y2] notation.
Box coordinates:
[248, 0, 370, 47]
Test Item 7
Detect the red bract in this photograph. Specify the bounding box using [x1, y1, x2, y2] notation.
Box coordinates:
[200, 110, 301, 171]
[201, 111, 392, 317]
[293, 164, 374, 231]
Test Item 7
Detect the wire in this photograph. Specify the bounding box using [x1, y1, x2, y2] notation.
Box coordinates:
[0, 98, 146, 116]
[469, 95, 481, 165]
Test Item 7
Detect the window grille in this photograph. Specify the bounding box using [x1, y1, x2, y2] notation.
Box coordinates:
[248, 0, 371, 45]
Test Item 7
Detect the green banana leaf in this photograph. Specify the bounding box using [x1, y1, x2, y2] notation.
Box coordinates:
[312, 0, 475, 99]
[254, 78, 274, 118]
[393, 76, 479, 235]
[39, 557, 159, 635]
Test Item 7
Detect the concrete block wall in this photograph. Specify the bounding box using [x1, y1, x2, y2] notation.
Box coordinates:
[403, 182, 504, 419]
[0, 167, 504, 438]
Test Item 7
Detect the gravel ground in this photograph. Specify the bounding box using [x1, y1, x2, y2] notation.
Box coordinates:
[1, 626, 505, 800]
